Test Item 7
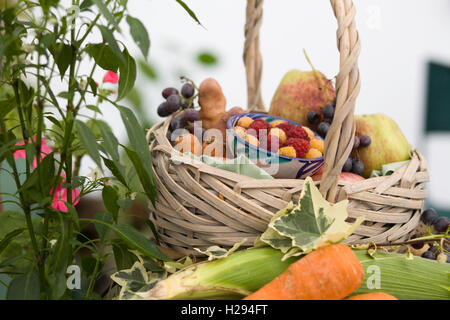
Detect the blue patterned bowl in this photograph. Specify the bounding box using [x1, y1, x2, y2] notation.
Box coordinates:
[226, 113, 324, 179]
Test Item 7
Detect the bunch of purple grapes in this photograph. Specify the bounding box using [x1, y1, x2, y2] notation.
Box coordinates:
[417, 208, 450, 263]
[157, 82, 196, 117]
[307, 101, 372, 176]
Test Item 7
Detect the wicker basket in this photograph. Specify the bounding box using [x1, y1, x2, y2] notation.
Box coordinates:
[146, 0, 429, 257]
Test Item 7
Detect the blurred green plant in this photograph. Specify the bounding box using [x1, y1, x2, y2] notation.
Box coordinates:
[0, 0, 204, 300]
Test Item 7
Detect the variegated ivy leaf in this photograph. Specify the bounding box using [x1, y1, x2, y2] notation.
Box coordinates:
[260, 177, 363, 257]
[194, 238, 247, 261]
[163, 256, 194, 274]
[110, 261, 164, 300]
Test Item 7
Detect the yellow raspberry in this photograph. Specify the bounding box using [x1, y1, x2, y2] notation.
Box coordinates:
[269, 127, 287, 144]
[305, 148, 323, 159]
[245, 134, 259, 147]
[278, 146, 297, 158]
[309, 138, 324, 153]
[271, 120, 287, 128]
[303, 126, 315, 140]
[237, 116, 254, 129]
[233, 126, 247, 139]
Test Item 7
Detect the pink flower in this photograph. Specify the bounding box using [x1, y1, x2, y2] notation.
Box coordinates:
[103, 71, 119, 84]
[51, 176, 80, 213]
[14, 137, 51, 169]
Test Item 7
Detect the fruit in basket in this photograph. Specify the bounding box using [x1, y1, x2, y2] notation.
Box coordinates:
[268, 128, 287, 144]
[174, 133, 202, 156]
[245, 134, 259, 147]
[215, 106, 245, 141]
[287, 126, 310, 141]
[278, 146, 296, 158]
[198, 78, 227, 130]
[285, 138, 309, 158]
[233, 126, 247, 139]
[351, 158, 364, 176]
[238, 116, 254, 129]
[247, 119, 272, 138]
[275, 122, 295, 136]
[202, 137, 225, 158]
[305, 148, 322, 159]
[261, 135, 281, 153]
[303, 126, 315, 140]
[271, 120, 287, 128]
[181, 83, 195, 99]
[310, 138, 324, 153]
[162, 87, 179, 99]
[317, 121, 330, 138]
[269, 69, 335, 129]
[355, 113, 411, 178]
[311, 166, 365, 182]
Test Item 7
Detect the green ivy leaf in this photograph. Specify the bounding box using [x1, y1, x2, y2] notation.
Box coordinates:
[117, 49, 136, 101]
[74, 120, 102, 169]
[259, 177, 363, 258]
[126, 15, 150, 59]
[102, 157, 129, 189]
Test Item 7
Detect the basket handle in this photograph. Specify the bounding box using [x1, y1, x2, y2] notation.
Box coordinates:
[243, 0, 361, 202]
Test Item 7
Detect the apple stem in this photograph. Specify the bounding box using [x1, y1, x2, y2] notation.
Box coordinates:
[302, 49, 333, 102]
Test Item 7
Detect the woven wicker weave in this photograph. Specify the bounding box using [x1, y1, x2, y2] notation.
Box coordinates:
[146, 0, 429, 256]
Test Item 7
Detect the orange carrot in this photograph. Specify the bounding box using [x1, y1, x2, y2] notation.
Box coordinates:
[244, 244, 364, 300]
[346, 292, 398, 300]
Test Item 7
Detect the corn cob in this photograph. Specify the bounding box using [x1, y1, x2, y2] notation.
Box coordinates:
[139, 247, 297, 300]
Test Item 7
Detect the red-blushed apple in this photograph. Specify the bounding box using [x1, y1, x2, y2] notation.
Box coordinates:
[311, 166, 365, 182]
[268, 70, 335, 130]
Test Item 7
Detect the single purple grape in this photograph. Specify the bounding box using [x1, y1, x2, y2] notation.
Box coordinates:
[360, 135, 371, 147]
[162, 87, 179, 99]
[181, 83, 195, 99]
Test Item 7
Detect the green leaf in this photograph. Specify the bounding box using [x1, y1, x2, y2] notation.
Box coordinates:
[194, 238, 247, 261]
[97, 25, 124, 64]
[49, 42, 73, 79]
[20, 152, 56, 194]
[117, 49, 137, 101]
[92, 0, 119, 30]
[0, 228, 25, 256]
[102, 157, 129, 188]
[260, 177, 363, 258]
[117, 198, 132, 212]
[94, 211, 113, 241]
[96, 120, 119, 161]
[85, 43, 121, 73]
[87, 219, 169, 261]
[66, 204, 80, 231]
[111, 238, 138, 271]
[126, 15, 150, 59]
[85, 104, 101, 114]
[87, 77, 98, 96]
[175, 0, 202, 25]
[102, 185, 120, 223]
[79, 0, 93, 11]
[47, 233, 70, 299]
[122, 145, 156, 206]
[0, 97, 16, 119]
[196, 51, 218, 66]
[74, 120, 102, 169]
[6, 271, 40, 300]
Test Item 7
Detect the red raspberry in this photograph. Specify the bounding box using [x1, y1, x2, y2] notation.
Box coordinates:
[261, 135, 281, 153]
[248, 119, 272, 138]
[285, 137, 310, 158]
[288, 126, 310, 141]
[276, 122, 295, 136]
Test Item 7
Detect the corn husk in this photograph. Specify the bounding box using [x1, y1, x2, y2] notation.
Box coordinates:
[352, 250, 450, 300]
[138, 247, 296, 300]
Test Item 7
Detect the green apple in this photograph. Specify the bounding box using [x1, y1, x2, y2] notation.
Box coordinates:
[355, 113, 411, 178]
